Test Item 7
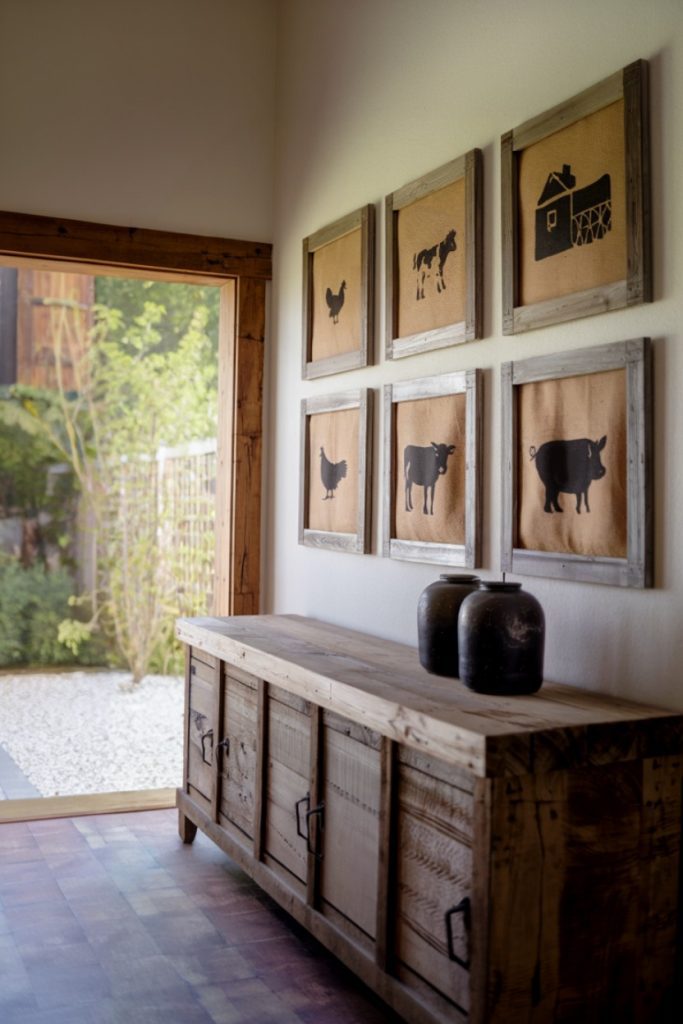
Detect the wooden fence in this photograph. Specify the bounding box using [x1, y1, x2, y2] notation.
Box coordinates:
[102, 439, 217, 618]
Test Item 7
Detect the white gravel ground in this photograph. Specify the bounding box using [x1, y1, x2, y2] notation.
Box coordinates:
[0, 670, 184, 797]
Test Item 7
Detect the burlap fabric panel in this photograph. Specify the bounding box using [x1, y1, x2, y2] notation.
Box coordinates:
[311, 228, 362, 361]
[518, 368, 627, 558]
[308, 409, 359, 534]
[394, 393, 466, 545]
[397, 178, 466, 339]
[518, 99, 627, 307]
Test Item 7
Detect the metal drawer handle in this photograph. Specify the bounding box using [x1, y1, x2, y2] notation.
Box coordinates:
[445, 897, 471, 969]
[200, 729, 214, 765]
[215, 737, 230, 762]
[295, 794, 310, 840]
[305, 802, 325, 860]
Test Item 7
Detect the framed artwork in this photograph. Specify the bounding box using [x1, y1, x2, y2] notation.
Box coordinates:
[302, 205, 375, 379]
[501, 59, 651, 334]
[299, 388, 372, 553]
[383, 370, 482, 566]
[385, 149, 482, 360]
[501, 338, 652, 587]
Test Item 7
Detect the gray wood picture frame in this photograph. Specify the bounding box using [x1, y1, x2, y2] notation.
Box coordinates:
[383, 370, 482, 567]
[299, 388, 373, 554]
[302, 205, 375, 380]
[385, 150, 483, 360]
[501, 338, 653, 588]
[501, 59, 651, 334]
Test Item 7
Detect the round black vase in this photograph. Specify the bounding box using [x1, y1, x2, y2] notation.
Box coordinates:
[417, 574, 480, 677]
[457, 581, 545, 695]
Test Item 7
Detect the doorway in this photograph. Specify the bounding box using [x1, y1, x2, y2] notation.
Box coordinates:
[0, 210, 270, 821]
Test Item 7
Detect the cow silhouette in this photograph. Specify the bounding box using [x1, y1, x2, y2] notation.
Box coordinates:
[413, 228, 457, 300]
[530, 436, 607, 514]
[404, 442, 455, 515]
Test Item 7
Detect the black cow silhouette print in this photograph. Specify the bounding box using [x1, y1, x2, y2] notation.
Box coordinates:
[535, 164, 612, 262]
[404, 442, 455, 515]
[530, 436, 607, 513]
[320, 447, 347, 499]
[413, 229, 457, 300]
[325, 281, 346, 324]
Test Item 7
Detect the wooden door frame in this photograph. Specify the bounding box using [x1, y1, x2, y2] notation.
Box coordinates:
[0, 209, 270, 616]
[0, 210, 270, 823]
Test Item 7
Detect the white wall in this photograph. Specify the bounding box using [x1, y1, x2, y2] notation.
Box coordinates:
[0, 0, 276, 240]
[267, 0, 683, 708]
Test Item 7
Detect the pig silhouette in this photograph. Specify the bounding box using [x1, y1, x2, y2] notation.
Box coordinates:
[530, 436, 607, 514]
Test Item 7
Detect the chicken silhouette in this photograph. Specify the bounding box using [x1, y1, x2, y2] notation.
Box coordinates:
[325, 280, 346, 324]
[320, 446, 347, 499]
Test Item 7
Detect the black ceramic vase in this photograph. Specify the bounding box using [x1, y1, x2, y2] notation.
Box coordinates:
[457, 580, 545, 695]
[417, 574, 480, 677]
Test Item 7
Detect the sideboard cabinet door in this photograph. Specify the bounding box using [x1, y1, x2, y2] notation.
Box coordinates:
[319, 712, 382, 942]
[395, 749, 474, 1014]
[264, 686, 311, 888]
[186, 653, 217, 813]
[218, 667, 259, 840]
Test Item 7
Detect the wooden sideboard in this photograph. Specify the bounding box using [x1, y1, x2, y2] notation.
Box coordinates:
[176, 614, 683, 1024]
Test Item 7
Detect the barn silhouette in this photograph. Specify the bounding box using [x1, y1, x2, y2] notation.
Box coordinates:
[535, 163, 612, 261]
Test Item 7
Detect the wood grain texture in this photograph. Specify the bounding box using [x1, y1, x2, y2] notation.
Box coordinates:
[395, 761, 473, 1011]
[320, 719, 381, 938]
[0, 209, 271, 278]
[219, 672, 258, 837]
[483, 761, 682, 1023]
[177, 615, 683, 779]
[265, 693, 311, 884]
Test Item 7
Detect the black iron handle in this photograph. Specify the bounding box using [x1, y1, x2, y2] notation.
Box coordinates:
[215, 737, 230, 762]
[295, 794, 310, 840]
[305, 802, 325, 860]
[200, 729, 214, 765]
[445, 897, 471, 969]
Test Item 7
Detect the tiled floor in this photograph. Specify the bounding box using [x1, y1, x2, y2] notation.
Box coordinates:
[0, 808, 402, 1023]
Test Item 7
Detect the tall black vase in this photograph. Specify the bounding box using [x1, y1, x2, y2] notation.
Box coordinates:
[457, 580, 545, 695]
[417, 574, 480, 678]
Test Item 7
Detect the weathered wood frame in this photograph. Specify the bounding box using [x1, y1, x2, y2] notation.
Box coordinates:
[299, 388, 373, 554]
[302, 204, 375, 379]
[0, 209, 271, 619]
[385, 150, 483, 360]
[501, 59, 651, 334]
[501, 337, 653, 587]
[383, 370, 482, 567]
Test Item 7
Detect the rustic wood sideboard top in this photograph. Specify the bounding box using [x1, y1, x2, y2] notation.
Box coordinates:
[177, 614, 683, 778]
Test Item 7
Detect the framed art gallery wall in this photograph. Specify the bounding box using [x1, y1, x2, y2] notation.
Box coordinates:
[267, 0, 683, 711]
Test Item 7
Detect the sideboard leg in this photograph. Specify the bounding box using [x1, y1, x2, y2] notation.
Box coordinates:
[178, 810, 197, 845]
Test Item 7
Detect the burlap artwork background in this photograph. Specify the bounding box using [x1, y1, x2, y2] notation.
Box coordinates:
[517, 368, 627, 558]
[394, 394, 466, 545]
[308, 408, 359, 534]
[518, 99, 627, 307]
[397, 178, 466, 339]
[311, 228, 362, 362]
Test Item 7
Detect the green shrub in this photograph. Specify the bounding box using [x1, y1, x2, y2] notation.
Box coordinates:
[0, 557, 104, 667]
